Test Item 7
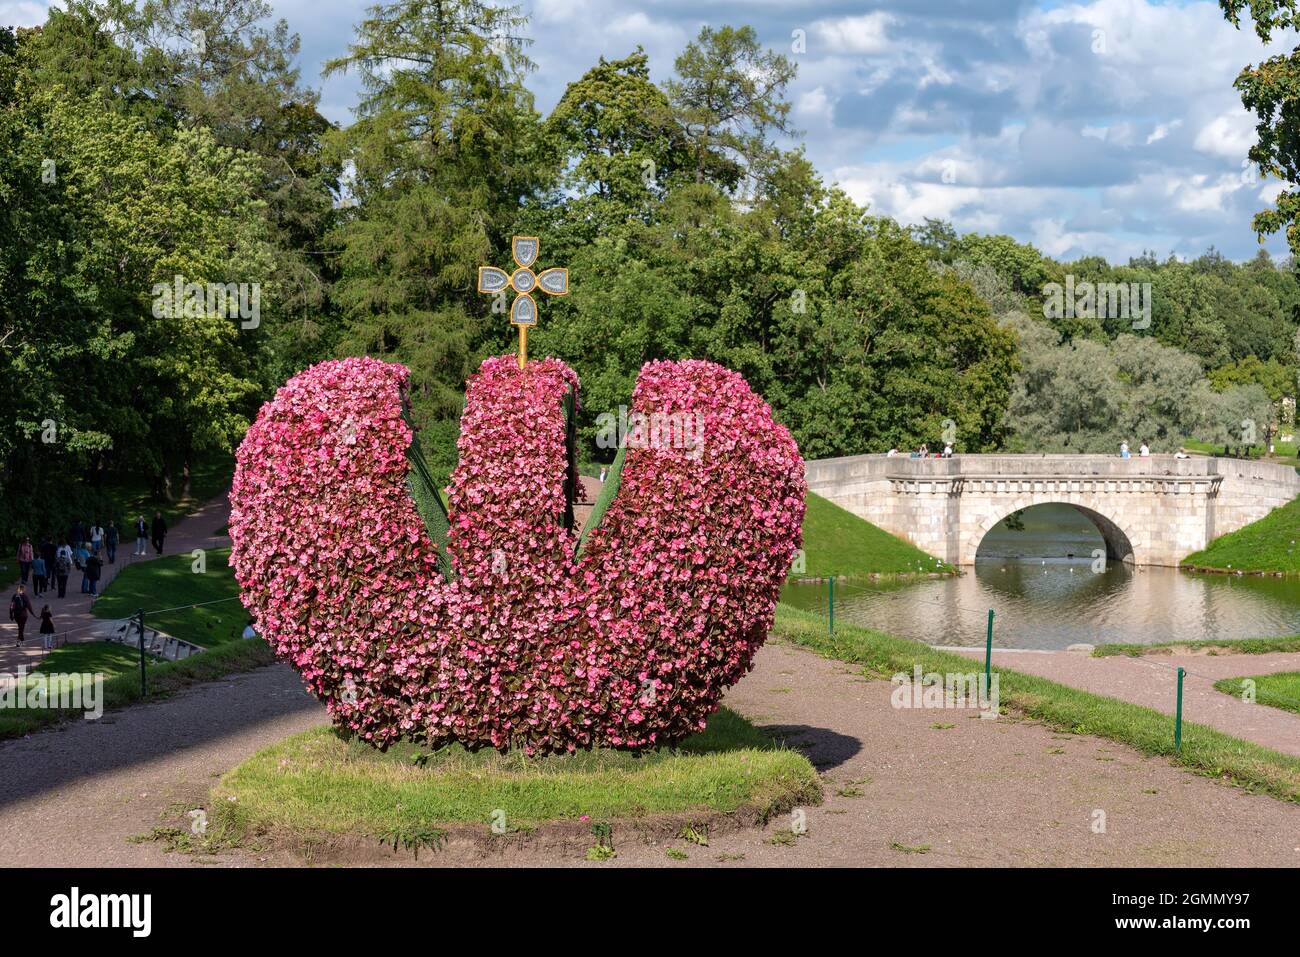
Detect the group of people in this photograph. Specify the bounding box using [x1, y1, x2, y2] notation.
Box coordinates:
[886, 443, 955, 459]
[7, 512, 169, 648]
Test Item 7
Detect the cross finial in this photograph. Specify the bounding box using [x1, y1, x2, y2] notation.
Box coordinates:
[477, 237, 569, 370]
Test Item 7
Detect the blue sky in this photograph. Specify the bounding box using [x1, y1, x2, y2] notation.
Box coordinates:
[5, 0, 1296, 262]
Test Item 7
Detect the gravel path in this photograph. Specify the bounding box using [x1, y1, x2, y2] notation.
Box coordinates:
[0, 492, 233, 675]
[949, 647, 1300, 758]
[5, 639, 1296, 867]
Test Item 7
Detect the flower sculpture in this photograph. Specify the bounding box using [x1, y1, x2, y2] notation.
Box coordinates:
[229, 353, 805, 753]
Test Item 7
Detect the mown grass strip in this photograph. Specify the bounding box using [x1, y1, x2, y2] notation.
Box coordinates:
[0, 638, 275, 740]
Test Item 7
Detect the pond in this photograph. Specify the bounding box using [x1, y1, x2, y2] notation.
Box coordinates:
[782, 503, 1300, 650]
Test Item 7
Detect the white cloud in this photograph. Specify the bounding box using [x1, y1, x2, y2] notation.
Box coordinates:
[811, 12, 893, 56]
[1193, 111, 1256, 160]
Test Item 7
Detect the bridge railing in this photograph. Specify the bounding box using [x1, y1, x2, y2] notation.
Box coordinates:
[806, 453, 1300, 489]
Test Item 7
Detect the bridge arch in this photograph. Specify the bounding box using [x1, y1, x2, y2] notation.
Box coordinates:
[967, 499, 1136, 566]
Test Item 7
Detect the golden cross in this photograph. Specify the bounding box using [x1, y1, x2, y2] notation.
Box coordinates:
[477, 237, 569, 370]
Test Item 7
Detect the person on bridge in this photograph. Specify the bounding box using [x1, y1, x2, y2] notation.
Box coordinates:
[1139, 442, 1150, 457]
[1120, 441, 1131, 459]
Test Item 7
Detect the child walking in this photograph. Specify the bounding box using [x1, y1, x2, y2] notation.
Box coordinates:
[39, 605, 55, 650]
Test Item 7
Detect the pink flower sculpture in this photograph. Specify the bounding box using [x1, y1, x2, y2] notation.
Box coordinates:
[229, 354, 805, 753]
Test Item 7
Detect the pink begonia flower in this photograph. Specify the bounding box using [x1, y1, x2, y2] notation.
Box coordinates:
[229, 354, 805, 754]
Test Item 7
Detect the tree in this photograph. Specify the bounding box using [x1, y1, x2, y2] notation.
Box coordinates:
[323, 0, 546, 476]
[664, 25, 797, 197]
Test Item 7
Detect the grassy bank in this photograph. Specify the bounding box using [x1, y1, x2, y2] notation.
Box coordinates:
[1214, 672, 1300, 717]
[1094, 636, 1300, 657]
[772, 603, 1300, 804]
[1181, 496, 1300, 574]
[797, 491, 951, 578]
[0, 637, 275, 739]
[93, 547, 243, 647]
[213, 707, 821, 852]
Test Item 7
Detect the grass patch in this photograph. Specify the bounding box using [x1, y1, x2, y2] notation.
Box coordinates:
[772, 603, 1300, 804]
[798, 491, 952, 578]
[1094, 636, 1300, 657]
[0, 638, 275, 740]
[1213, 672, 1300, 716]
[1181, 496, 1300, 573]
[212, 706, 821, 844]
[92, 548, 243, 647]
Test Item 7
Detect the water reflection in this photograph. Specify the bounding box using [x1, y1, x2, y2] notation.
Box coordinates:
[784, 503, 1300, 649]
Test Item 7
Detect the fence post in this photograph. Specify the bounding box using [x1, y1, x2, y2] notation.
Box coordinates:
[984, 609, 994, 692]
[1174, 667, 1185, 753]
[137, 607, 147, 697]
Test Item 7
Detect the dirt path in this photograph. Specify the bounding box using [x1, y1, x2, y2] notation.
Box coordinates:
[948, 647, 1300, 759]
[0, 492, 233, 674]
[4, 639, 1298, 867]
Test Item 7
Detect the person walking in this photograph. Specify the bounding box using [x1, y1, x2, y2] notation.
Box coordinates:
[70, 520, 84, 551]
[16, 537, 33, 584]
[151, 512, 167, 556]
[38, 604, 55, 650]
[105, 522, 119, 564]
[89, 521, 105, 555]
[39, 536, 55, 579]
[75, 542, 91, 594]
[30, 554, 47, 598]
[85, 551, 102, 597]
[54, 542, 72, 599]
[8, 585, 33, 645]
[134, 516, 148, 557]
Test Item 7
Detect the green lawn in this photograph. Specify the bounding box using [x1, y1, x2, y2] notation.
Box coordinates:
[213, 706, 821, 848]
[1181, 496, 1300, 573]
[772, 603, 1300, 804]
[92, 547, 244, 647]
[798, 491, 951, 578]
[1214, 672, 1300, 716]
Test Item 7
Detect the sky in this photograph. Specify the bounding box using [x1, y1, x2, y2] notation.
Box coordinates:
[3, 0, 1297, 263]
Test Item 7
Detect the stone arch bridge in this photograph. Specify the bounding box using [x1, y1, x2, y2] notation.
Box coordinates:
[804, 454, 1300, 567]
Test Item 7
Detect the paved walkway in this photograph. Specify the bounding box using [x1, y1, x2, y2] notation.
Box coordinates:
[950, 647, 1300, 758]
[2, 641, 1297, 867]
[0, 492, 233, 674]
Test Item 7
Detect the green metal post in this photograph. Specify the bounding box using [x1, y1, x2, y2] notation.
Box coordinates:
[984, 609, 994, 692]
[1175, 667, 1185, 753]
[828, 578, 834, 634]
[138, 608, 147, 697]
